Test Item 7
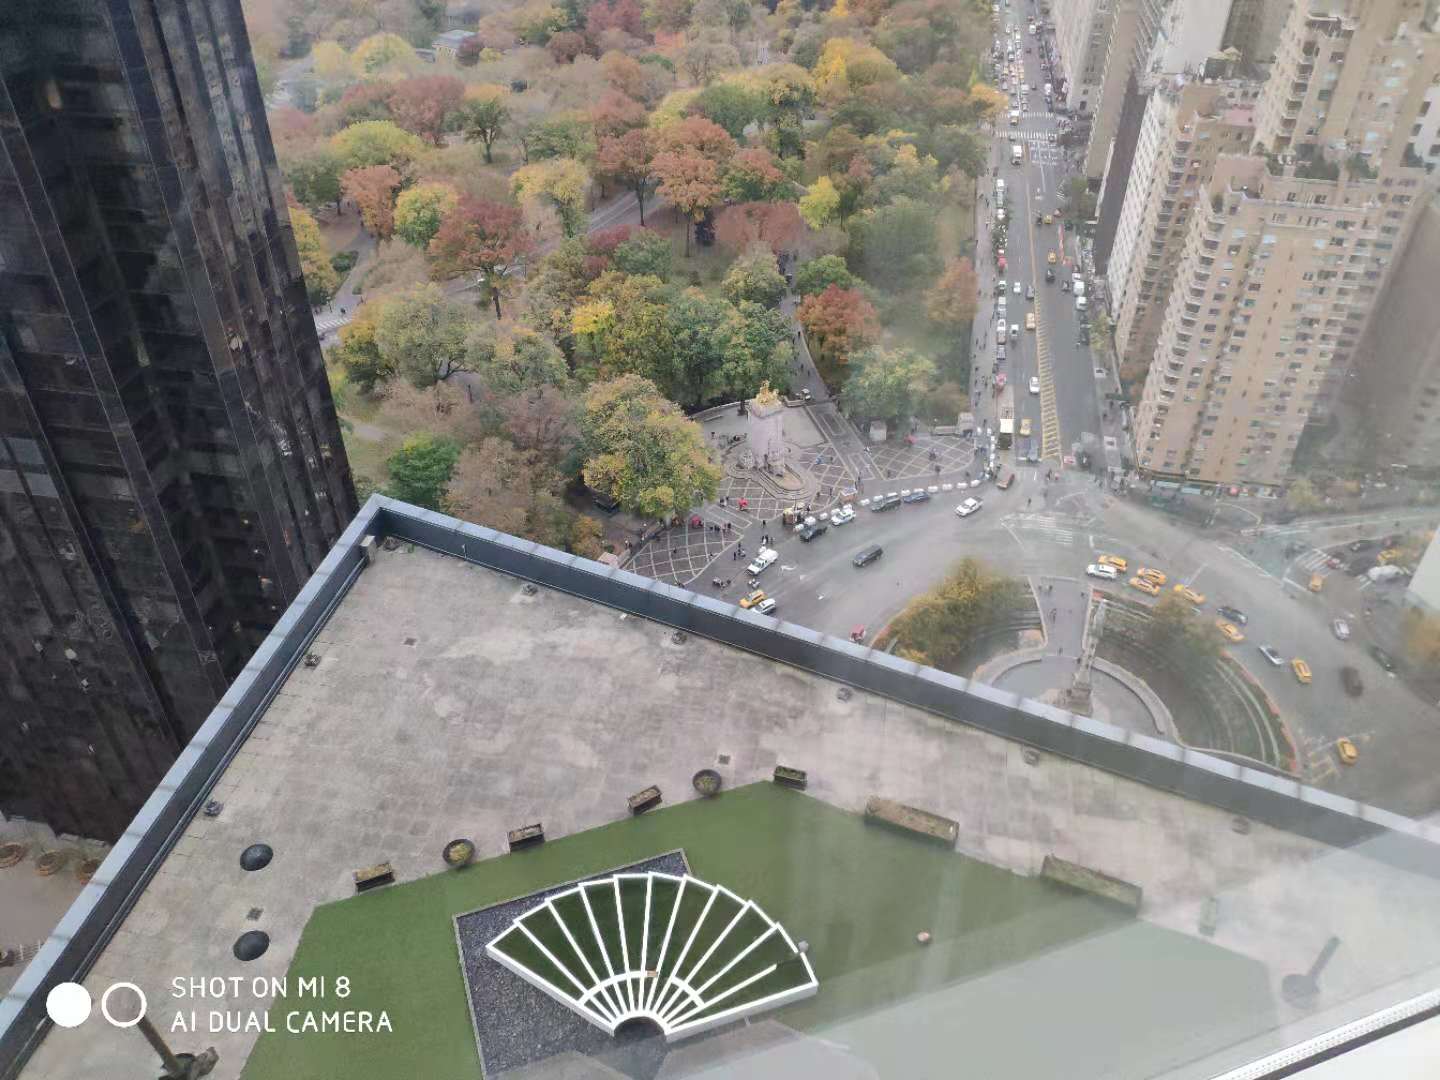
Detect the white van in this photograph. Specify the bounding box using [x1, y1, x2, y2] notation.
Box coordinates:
[1011, 144, 1023, 165]
[1009, 108, 1021, 126]
[1073, 279, 1086, 298]
[1075, 296, 1088, 313]
[745, 548, 779, 576]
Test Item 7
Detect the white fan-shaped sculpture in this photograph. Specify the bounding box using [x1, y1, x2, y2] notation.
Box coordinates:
[486, 872, 817, 1042]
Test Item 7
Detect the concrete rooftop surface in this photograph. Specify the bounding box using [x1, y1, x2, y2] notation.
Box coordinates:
[15, 540, 1440, 1079]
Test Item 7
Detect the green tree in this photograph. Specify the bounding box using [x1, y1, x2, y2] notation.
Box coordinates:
[795, 254, 857, 296]
[842, 346, 937, 425]
[332, 305, 390, 392]
[715, 302, 792, 402]
[477, 327, 570, 395]
[452, 88, 511, 164]
[929, 125, 986, 177]
[394, 182, 460, 249]
[289, 203, 339, 305]
[385, 433, 461, 510]
[285, 149, 344, 213]
[373, 284, 477, 388]
[329, 120, 428, 171]
[522, 114, 596, 163]
[722, 245, 787, 308]
[722, 147, 792, 203]
[1063, 175, 1098, 224]
[851, 197, 939, 288]
[883, 559, 1024, 671]
[690, 82, 763, 139]
[612, 230, 672, 279]
[580, 374, 721, 519]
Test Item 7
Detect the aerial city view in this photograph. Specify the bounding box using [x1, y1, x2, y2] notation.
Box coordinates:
[3, 0, 1440, 1077]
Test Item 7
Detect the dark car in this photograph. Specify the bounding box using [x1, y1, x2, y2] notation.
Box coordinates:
[1369, 644, 1398, 673]
[1216, 605, 1248, 626]
[1045, 267, 1055, 282]
[1348, 539, 1377, 553]
[901, 490, 931, 504]
[853, 544, 884, 567]
[873, 494, 902, 512]
[798, 523, 828, 542]
[1340, 665, 1364, 697]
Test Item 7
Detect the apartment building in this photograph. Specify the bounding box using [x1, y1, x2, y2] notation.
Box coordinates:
[1409, 82, 1440, 168]
[1108, 80, 1259, 375]
[1092, 1, 1288, 265]
[1133, 0, 1438, 489]
[1053, 0, 1119, 118]
[1349, 194, 1440, 467]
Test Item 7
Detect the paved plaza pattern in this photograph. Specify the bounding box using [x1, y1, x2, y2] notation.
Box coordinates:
[626, 401, 980, 587]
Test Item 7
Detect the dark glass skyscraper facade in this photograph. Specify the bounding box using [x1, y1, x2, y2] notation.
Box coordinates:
[0, 0, 355, 840]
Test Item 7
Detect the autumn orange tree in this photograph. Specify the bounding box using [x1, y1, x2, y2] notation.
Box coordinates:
[713, 201, 804, 255]
[589, 90, 648, 139]
[924, 258, 979, 329]
[652, 116, 736, 255]
[797, 285, 881, 387]
[427, 197, 534, 318]
[388, 76, 465, 145]
[595, 129, 657, 225]
[341, 164, 402, 238]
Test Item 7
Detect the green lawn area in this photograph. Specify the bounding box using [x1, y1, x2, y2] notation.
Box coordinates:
[243, 783, 1275, 1080]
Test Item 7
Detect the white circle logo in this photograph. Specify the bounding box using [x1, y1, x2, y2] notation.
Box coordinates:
[45, 983, 92, 1028]
[99, 982, 147, 1028]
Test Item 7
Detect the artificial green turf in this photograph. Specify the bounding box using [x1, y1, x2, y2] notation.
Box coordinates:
[242, 782, 1274, 1080]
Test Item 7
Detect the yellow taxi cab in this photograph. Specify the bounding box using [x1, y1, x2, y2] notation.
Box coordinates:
[1020, 418, 1032, 437]
[1043, 213, 1053, 225]
[739, 589, 767, 609]
[1215, 620, 1245, 643]
[1336, 737, 1359, 765]
[1377, 547, 1404, 565]
[1308, 573, 1324, 593]
[1173, 584, 1205, 606]
[1025, 312, 1036, 331]
[1137, 567, 1167, 587]
[1098, 554, 1128, 572]
[1291, 658, 1312, 684]
[1047, 251, 1057, 265]
[1128, 576, 1161, 597]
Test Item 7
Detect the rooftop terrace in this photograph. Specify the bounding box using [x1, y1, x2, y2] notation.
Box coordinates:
[6, 498, 1440, 1079]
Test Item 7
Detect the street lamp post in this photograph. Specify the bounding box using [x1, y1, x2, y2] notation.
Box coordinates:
[136, 1015, 216, 1080]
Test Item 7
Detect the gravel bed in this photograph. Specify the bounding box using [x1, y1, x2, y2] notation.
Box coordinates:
[456, 851, 693, 1078]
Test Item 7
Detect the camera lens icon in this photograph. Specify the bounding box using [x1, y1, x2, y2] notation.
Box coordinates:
[45, 982, 147, 1028]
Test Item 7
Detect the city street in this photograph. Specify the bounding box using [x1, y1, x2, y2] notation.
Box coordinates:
[707, 466, 1440, 816]
[975, 14, 1107, 470]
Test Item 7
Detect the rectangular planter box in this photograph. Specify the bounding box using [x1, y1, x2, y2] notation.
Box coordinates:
[1040, 854, 1143, 912]
[508, 823, 545, 852]
[864, 797, 959, 846]
[773, 766, 808, 790]
[628, 785, 662, 815]
[353, 861, 395, 892]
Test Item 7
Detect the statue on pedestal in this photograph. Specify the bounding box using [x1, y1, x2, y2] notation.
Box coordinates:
[747, 382, 786, 473]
